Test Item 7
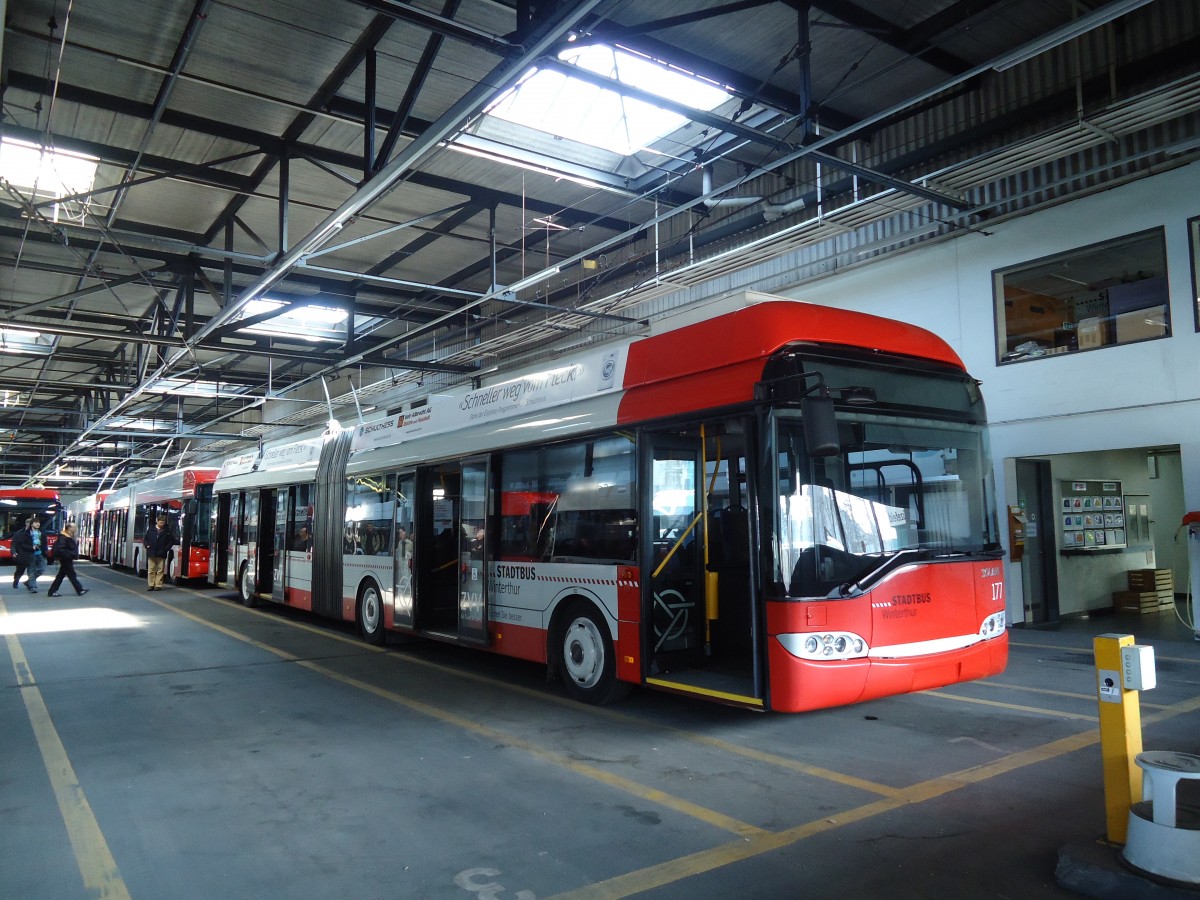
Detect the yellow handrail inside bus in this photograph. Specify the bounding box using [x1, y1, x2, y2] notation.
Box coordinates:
[702, 428, 722, 651]
[651, 511, 703, 579]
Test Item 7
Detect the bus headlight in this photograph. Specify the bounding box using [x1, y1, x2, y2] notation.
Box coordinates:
[979, 611, 1006, 638]
[779, 631, 869, 661]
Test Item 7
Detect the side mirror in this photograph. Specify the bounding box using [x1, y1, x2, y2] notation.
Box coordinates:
[802, 395, 840, 457]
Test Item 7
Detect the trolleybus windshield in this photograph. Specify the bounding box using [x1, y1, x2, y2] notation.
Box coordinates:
[775, 365, 1001, 600]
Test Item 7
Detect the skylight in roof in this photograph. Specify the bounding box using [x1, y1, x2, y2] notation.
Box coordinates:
[0, 137, 98, 223]
[485, 44, 731, 156]
[0, 328, 53, 356]
[143, 378, 253, 400]
[239, 298, 351, 343]
[110, 417, 169, 432]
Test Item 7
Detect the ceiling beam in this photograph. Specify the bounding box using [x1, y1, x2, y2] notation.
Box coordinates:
[803, 1, 973, 75]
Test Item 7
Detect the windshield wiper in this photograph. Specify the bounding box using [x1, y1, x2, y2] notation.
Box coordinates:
[828, 548, 923, 598]
[930, 546, 1005, 559]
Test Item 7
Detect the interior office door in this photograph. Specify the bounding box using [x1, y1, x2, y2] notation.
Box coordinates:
[1016, 459, 1059, 625]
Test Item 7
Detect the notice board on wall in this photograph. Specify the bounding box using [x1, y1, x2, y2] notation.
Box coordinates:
[1060, 479, 1126, 552]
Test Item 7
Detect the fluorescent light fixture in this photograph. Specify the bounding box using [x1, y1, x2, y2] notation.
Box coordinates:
[1, 389, 23, 407]
[447, 140, 618, 193]
[992, 0, 1154, 71]
[508, 266, 561, 293]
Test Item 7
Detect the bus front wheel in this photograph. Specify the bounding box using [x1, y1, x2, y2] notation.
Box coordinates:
[239, 563, 258, 608]
[358, 582, 385, 645]
[558, 601, 630, 705]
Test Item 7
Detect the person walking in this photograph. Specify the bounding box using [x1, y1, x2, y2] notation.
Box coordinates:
[11, 517, 33, 589]
[143, 514, 175, 591]
[12, 517, 46, 593]
[47, 523, 90, 597]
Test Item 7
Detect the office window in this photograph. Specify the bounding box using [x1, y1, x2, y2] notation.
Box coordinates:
[995, 229, 1169, 363]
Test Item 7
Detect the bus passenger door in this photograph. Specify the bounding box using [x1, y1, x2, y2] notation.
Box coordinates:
[412, 459, 490, 644]
[416, 464, 461, 634]
[271, 489, 290, 603]
[644, 424, 758, 702]
[256, 489, 278, 596]
[457, 458, 490, 645]
[646, 438, 705, 670]
[229, 492, 244, 587]
[211, 491, 230, 584]
[392, 472, 416, 630]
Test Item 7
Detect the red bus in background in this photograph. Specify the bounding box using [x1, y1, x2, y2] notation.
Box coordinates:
[0, 488, 64, 562]
[88, 468, 219, 583]
[66, 490, 112, 559]
[213, 297, 1008, 713]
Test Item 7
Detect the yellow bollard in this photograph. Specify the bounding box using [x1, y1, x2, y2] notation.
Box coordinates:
[1093, 633, 1143, 844]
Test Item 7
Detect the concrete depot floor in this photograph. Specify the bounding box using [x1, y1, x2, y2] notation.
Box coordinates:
[2, 562, 1198, 900]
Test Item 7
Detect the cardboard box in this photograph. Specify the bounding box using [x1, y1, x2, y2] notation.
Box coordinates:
[1077, 316, 1105, 349]
[1114, 305, 1167, 343]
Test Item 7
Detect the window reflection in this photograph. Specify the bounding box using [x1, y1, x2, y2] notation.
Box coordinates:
[995, 229, 1168, 362]
[777, 415, 995, 597]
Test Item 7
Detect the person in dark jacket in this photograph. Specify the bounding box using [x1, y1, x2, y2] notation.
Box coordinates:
[143, 515, 175, 591]
[12, 517, 45, 593]
[47, 522, 89, 597]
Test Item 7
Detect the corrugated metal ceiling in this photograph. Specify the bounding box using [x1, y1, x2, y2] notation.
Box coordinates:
[1, 0, 1196, 487]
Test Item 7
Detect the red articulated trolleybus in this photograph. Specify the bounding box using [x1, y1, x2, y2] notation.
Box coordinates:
[94, 468, 219, 583]
[0, 488, 64, 561]
[212, 297, 1007, 712]
[66, 490, 112, 559]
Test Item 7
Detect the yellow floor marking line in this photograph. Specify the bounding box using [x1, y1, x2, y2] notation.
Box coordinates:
[137, 589, 766, 840]
[1009, 639, 1200, 666]
[113, 581, 1200, 898]
[921, 690, 1098, 720]
[154, 581, 900, 798]
[549, 691, 1200, 900]
[546, 727, 1109, 900]
[1, 599, 132, 900]
[296, 657, 769, 840]
[1142, 691, 1200, 724]
[683, 735, 902, 797]
[975, 679, 1172, 709]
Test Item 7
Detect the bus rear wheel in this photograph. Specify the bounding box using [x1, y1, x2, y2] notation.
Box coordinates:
[359, 582, 385, 645]
[558, 601, 630, 705]
[239, 563, 258, 608]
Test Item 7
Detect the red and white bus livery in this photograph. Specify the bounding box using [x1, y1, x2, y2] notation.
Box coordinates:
[213, 297, 1007, 712]
[91, 468, 219, 582]
[66, 490, 111, 560]
[0, 489, 64, 561]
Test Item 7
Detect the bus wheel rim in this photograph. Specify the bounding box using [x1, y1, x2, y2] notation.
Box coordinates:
[564, 617, 604, 689]
[362, 587, 380, 631]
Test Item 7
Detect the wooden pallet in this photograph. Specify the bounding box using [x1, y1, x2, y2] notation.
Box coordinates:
[1127, 569, 1174, 593]
[1113, 590, 1173, 614]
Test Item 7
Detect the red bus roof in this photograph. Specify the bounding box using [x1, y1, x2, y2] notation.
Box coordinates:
[0, 488, 62, 501]
[618, 300, 964, 424]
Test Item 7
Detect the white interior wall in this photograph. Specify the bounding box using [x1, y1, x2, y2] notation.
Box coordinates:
[1040, 448, 1171, 616]
[777, 160, 1200, 622]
